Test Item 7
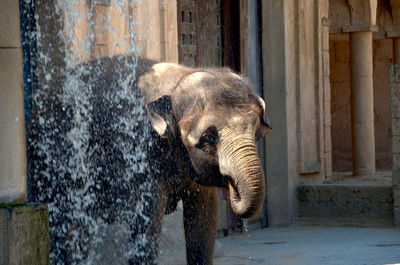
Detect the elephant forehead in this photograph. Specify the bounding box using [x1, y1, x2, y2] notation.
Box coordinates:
[180, 72, 215, 88]
[152, 63, 180, 77]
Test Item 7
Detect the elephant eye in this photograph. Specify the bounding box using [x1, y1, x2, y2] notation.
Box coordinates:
[196, 126, 219, 149]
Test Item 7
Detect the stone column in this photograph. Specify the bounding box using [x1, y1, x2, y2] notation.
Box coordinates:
[390, 65, 400, 226]
[262, 0, 298, 226]
[0, 0, 27, 204]
[344, 0, 377, 176]
[348, 30, 376, 176]
[1, 2, 50, 264]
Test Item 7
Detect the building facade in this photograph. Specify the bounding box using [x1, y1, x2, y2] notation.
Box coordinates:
[1, 0, 400, 261]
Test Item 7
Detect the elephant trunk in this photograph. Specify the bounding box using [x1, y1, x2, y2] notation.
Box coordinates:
[218, 131, 266, 219]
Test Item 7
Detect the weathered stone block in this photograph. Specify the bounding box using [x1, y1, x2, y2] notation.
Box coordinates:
[0, 203, 49, 265]
[391, 119, 400, 136]
[390, 102, 400, 119]
[0, 48, 27, 204]
[393, 170, 400, 186]
[0, 0, 22, 47]
[390, 83, 400, 103]
[93, 5, 109, 45]
[392, 136, 400, 154]
[297, 184, 394, 219]
[393, 154, 400, 171]
[389, 65, 400, 84]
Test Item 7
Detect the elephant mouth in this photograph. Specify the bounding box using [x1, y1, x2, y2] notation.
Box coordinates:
[226, 176, 241, 201]
[191, 165, 229, 188]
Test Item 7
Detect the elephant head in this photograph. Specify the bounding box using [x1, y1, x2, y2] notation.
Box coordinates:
[139, 63, 271, 218]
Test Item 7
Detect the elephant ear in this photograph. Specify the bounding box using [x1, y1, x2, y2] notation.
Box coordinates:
[139, 62, 195, 138]
[249, 94, 272, 140]
[146, 95, 175, 138]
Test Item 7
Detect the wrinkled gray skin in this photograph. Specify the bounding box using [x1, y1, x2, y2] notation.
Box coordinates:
[139, 62, 271, 264]
[140, 62, 271, 218]
[28, 56, 270, 265]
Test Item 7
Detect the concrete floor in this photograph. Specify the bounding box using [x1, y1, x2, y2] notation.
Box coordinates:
[214, 226, 400, 265]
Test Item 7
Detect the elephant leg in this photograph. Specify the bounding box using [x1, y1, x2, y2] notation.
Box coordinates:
[183, 184, 218, 265]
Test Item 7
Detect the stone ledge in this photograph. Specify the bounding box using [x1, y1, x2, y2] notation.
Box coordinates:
[297, 184, 394, 220]
[342, 24, 378, 33]
[0, 203, 49, 265]
[387, 30, 400, 38]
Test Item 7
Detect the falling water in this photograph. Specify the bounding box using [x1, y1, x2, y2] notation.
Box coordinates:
[26, 0, 169, 263]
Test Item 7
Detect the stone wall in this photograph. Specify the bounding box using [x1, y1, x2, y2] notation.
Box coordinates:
[261, 0, 331, 225]
[46, 0, 178, 66]
[390, 65, 400, 226]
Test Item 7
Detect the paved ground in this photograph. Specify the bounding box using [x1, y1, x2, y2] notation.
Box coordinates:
[214, 226, 400, 265]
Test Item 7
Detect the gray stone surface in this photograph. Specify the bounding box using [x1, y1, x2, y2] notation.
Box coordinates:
[0, 0, 22, 47]
[214, 226, 400, 265]
[0, 47, 27, 204]
[389, 65, 400, 83]
[297, 184, 394, 221]
[393, 170, 400, 186]
[390, 64, 400, 226]
[0, 203, 49, 265]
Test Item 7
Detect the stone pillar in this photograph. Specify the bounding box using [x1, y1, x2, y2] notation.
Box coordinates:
[349, 30, 376, 176]
[1, 1, 50, 263]
[344, 0, 377, 176]
[390, 65, 400, 226]
[262, 0, 298, 226]
[0, 0, 27, 204]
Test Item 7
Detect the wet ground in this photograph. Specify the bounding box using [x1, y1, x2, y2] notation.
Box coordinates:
[214, 226, 400, 265]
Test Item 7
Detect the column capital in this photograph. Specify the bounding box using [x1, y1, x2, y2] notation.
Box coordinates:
[347, 0, 377, 26]
[342, 24, 378, 33]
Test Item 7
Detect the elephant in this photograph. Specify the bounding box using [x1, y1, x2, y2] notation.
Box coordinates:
[27, 55, 271, 264]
